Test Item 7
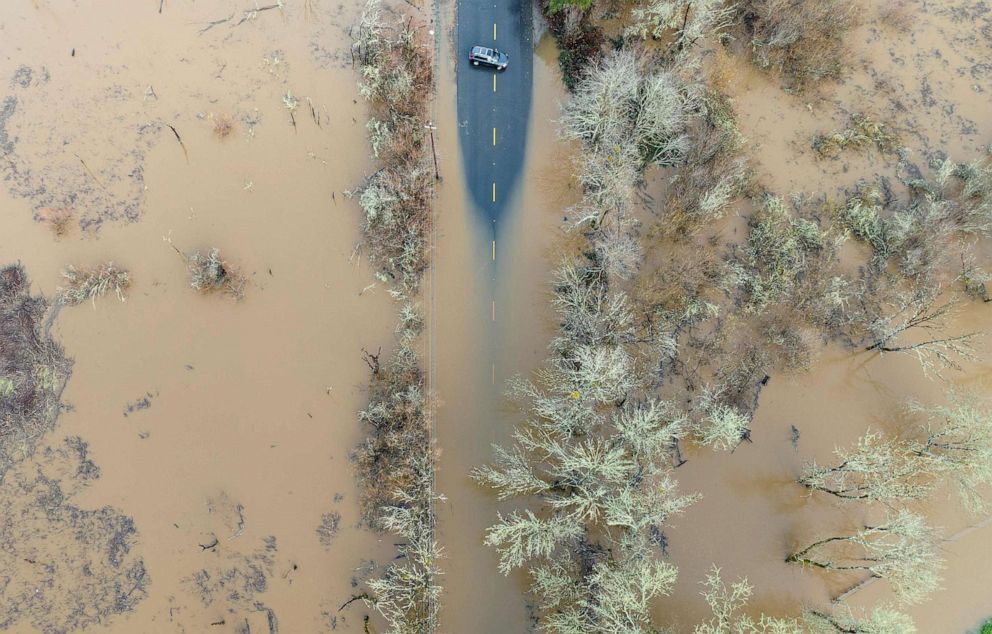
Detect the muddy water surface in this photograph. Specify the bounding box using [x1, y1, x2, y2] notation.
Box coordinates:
[0, 1, 401, 632]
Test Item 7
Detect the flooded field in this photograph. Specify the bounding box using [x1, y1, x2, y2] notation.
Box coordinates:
[0, 0, 990, 632]
[0, 1, 400, 631]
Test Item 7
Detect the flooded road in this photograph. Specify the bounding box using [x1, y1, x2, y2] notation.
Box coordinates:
[435, 8, 571, 631]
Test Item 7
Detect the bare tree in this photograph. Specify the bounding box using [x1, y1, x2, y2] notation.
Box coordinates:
[862, 292, 980, 376]
[908, 393, 992, 514]
[798, 430, 934, 502]
[694, 566, 917, 633]
[786, 510, 943, 604]
[474, 259, 698, 633]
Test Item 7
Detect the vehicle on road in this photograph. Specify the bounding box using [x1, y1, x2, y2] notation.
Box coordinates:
[469, 46, 508, 71]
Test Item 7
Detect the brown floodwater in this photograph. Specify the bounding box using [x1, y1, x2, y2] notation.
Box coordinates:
[0, 1, 405, 631]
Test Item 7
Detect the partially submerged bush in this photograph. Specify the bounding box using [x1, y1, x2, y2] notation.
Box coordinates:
[38, 206, 75, 238]
[736, 0, 859, 89]
[56, 262, 130, 306]
[352, 0, 434, 292]
[626, 0, 736, 57]
[543, 1, 604, 91]
[734, 195, 833, 312]
[352, 308, 441, 632]
[813, 114, 900, 158]
[661, 90, 750, 236]
[350, 3, 440, 629]
[212, 114, 235, 139]
[186, 248, 246, 300]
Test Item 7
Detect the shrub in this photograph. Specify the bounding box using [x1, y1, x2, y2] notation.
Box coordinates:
[186, 248, 246, 300]
[56, 262, 130, 306]
[543, 2, 604, 91]
[813, 114, 900, 158]
[626, 0, 736, 57]
[351, 0, 434, 293]
[735, 0, 859, 89]
[212, 114, 235, 139]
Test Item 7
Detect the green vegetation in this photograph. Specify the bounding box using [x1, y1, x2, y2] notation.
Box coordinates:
[543, 1, 605, 91]
[56, 262, 130, 306]
[981, 618, 992, 634]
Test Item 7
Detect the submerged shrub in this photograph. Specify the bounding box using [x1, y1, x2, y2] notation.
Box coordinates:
[56, 262, 130, 306]
[736, 0, 859, 89]
[186, 248, 246, 300]
[813, 114, 900, 158]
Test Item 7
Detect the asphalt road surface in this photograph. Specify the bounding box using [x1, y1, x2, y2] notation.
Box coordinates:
[456, 0, 533, 226]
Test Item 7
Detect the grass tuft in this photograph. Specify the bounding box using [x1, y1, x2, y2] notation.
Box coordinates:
[813, 114, 900, 158]
[56, 263, 130, 306]
[212, 114, 235, 139]
[186, 248, 246, 300]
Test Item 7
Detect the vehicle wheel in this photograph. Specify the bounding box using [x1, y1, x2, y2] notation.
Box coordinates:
[472, 61, 479, 66]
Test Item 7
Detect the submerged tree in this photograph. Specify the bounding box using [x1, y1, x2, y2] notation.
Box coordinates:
[908, 393, 992, 514]
[694, 566, 917, 634]
[803, 603, 917, 634]
[798, 430, 934, 502]
[860, 291, 980, 376]
[694, 566, 802, 634]
[786, 510, 942, 604]
[474, 261, 697, 633]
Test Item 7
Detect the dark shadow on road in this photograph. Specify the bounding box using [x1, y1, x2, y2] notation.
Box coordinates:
[456, 0, 534, 228]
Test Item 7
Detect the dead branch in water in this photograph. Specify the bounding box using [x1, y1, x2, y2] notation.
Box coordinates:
[198, 13, 234, 34]
[338, 593, 373, 612]
[166, 124, 189, 163]
[73, 154, 108, 191]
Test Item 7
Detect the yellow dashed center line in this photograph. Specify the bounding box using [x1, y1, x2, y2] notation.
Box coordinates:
[493, 74, 497, 92]
[493, 22, 497, 40]
[492, 182, 496, 202]
[491, 300, 496, 321]
[492, 239, 496, 260]
[493, 127, 497, 146]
